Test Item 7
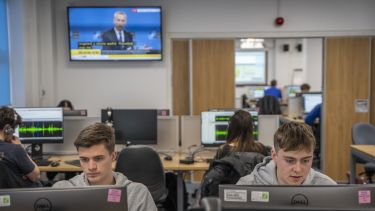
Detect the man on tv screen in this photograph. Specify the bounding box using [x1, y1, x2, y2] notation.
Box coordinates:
[237, 122, 336, 185]
[53, 123, 157, 211]
[101, 11, 134, 51]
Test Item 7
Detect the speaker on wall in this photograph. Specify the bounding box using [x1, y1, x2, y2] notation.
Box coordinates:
[296, 44, 302, 52]
[282, 44, 289, 52]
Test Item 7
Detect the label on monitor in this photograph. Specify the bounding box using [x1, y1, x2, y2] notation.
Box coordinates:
[251, 191, 269, 202]
[0, 195, 11, 207]
[358, 190, 371, 204]
[107, 189, 122, 203]
[223, 189, 247, 202]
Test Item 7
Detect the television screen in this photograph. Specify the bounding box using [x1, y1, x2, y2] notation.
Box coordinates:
[67, 7, 162, 61]
[201, 110, 258, 146]
[14, 107, 64, 144]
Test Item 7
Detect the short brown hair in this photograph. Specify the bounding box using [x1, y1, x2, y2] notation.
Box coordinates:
[74, 123, 115, 153]
[274, 122, 315, 153]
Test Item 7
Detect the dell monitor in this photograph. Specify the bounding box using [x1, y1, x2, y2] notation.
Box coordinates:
[201, 110, 258, 146]
[101, 109, 157, 145]
[219, 184, 375, 211]
[14, 107, 64, 159]
[67, 6, 162, 61]
[0, 185, 128, 211]
[302, 92, 322, 114]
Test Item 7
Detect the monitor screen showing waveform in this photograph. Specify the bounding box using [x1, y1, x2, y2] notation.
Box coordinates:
[18, 121, 63, 138]
[14, 107, 64, 144]
[201, 110, 258, 146]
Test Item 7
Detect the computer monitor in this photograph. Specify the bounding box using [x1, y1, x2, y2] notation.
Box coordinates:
[63, 109, 87, 116]
[14, 107, 64, 159]
[302, 92, 322, 113]
[258, 115, 279, 147]
[201, 110, 258, 146]
[286, 85, 301, 98]
[0, 185, 128, 211]
[248, 86, 269, 99]
[101, 109, 157, 145]
[219, 184, 375, 211]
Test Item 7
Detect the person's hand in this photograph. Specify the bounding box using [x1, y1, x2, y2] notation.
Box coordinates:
[10, 136, 22, 145]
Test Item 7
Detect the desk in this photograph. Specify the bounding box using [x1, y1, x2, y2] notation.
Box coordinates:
[40, 152, 210, 211]
[350, 145, 375, 184]
[39, 153, 209, 172]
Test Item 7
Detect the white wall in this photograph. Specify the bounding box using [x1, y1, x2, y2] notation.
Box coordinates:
[9, 0, 375, 116]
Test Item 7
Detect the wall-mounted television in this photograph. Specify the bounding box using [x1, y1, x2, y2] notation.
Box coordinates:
[67, 6, 162, 61]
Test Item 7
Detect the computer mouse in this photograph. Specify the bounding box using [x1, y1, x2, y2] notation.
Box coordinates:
[50, 161, 60, 167]
[164, 155, 173, 161]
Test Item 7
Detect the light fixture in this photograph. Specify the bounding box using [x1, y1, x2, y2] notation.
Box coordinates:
[240, 38, 264, 49]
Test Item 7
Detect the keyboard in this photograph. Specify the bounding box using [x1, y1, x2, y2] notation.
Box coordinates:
[34, 159, 52, 166]
[64, 159, 81, 167]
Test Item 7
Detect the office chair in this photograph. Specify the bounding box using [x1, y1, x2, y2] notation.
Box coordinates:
[257, 95, 282, 115]
[352, 122, 375, 183]
[115, 146, 168, 209]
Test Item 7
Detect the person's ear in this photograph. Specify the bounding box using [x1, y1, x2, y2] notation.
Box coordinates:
[111, 151, 116, 162]
[271, 148, 277, 160]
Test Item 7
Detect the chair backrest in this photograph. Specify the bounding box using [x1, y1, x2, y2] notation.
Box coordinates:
[352, 122, 375, 145]
[115, 146, 167, 204]
[257, 95, 282, 115]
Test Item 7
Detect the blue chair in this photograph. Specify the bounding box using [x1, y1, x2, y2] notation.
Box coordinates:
[352, 122, 375, 183]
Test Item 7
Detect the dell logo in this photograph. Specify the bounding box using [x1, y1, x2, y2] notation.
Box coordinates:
[291, 194, 309, 206]
[34, 198, 52, 211]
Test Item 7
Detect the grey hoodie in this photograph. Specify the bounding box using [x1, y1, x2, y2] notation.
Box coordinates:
[53, 172, 157, 211]
[236, 156, 336, 185]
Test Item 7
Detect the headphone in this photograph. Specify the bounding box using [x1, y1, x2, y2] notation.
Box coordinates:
[105, 107, 113, 127]
[2, 111, 19, 140]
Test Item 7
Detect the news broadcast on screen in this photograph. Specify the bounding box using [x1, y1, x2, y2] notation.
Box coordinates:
[67, 7, 162, 61]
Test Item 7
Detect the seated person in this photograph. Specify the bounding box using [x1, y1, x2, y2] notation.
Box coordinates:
[200, 110, 269, 197]
[0, 106, 41, 187]
[300, 83, 311, 93]
[53, 123, 157, 211]
[57, 99, 74, 111]
[264, 79, 282, 101]
[237, 121, 336, 185]
[304, 103, 322, 125]
[214, 110, 269, 159]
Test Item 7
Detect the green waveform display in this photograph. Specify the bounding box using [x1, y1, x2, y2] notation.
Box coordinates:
[18, 121, 63, 138]
[215, 130, 228, 136]
[19, 125, 63, 133]
[215, 115, 231, 122]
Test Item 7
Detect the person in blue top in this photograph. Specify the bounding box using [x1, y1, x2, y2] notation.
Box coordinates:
[264, 80, 282, 101]
[304, 103, 322, 125]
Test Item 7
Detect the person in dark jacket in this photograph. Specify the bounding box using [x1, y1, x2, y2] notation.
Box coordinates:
[200, 110, 269, 197]
[201, 152, 265, 197]
[257, 95, 282, 115]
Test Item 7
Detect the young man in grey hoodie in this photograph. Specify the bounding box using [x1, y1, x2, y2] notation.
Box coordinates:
[237, 121, 336, 185]
[53, 123, 157, 211]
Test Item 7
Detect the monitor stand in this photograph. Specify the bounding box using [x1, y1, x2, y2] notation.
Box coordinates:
[30, 143, 43, 160]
